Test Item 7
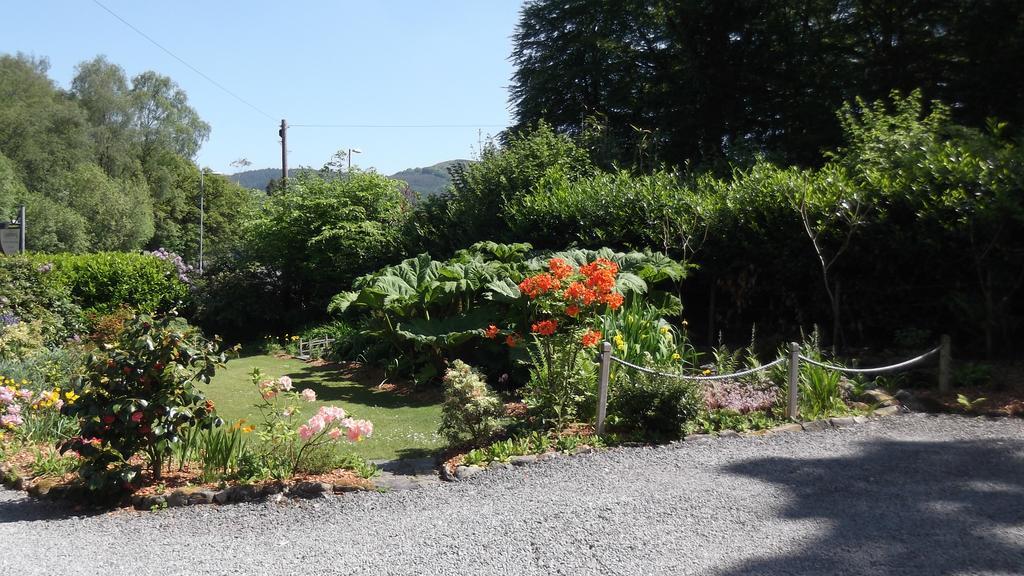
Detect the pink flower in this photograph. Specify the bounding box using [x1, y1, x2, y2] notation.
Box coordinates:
[327, 428, 342, 440]
[300, 388, 317, 402]
[297, 424, 315, 441]
[305, 414, 326, 435]
[317, 406, 346, 423]
[6, 403, 21, 415]
[0, 387, 13, 405]
[1, 413, 23, 428]
[278, 376, 293, 391]
[16, 389, 34, 401]
[342, 418, 373, 442]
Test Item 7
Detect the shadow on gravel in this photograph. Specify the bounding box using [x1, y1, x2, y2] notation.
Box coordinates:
[718, 437, 1024, 575]
[0, 491, 107, 524]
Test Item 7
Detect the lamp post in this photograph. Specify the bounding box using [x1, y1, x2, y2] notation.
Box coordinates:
[199, 170, 206, 276]
[348, 148, 362, 171]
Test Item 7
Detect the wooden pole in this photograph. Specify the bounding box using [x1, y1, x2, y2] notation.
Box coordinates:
[939, 334, 951, 393]
[787, 342, 800, 420]
[596, 341, 611, 435]
[279, 119, 288, 191]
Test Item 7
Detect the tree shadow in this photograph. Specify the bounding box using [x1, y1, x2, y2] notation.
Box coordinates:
[717, 434, 1024, 575]
[0, 491, 107, 524]
[290, 362, 440, 410]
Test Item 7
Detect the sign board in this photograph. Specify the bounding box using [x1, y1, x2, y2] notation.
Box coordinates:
[0, 227, 19, 255]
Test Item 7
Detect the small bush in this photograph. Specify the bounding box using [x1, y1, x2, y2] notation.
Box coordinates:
[439, 360, 504, 446]
[609, 367, 703, 440]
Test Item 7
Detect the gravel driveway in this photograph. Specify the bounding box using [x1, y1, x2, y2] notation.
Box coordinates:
[2, 413, 1022, 576]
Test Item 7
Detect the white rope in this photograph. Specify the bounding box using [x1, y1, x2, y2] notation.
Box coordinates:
[797, 346, 940, 375]
[609, 356, 786, 381]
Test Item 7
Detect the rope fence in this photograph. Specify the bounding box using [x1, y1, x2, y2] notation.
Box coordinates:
[595, 335, 952, 435]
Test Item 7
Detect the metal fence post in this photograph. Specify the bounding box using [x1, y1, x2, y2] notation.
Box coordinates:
[939, 334, 951, 393]
[787, 342, 800, 420]
[596, 341, 611, 435]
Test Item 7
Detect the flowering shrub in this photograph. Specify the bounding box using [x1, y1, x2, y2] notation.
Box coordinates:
[249, 369, 373, 476]
[149, 248, 194, 285]
[704, 380, 778, 414]
[492, 257, 625, 427]
[439, 360, 504, 446]
[59, 313, 225, 495]
[0, 374, 79, 443]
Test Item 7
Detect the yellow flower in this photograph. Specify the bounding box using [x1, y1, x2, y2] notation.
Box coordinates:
[659, 325, 669, 334]
[242, 425, 255, 433]
[702, 369, 712, 376]
[672, 353, 681, 361]
[613, 333, 626, 352]
[65, 391, 79, 404]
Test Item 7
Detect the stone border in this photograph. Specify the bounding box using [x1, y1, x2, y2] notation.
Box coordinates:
[0, 465, 374, 511]
[445, 404, 906, 482]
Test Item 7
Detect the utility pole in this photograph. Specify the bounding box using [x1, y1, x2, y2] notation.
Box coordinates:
[279, 118, 288, 190]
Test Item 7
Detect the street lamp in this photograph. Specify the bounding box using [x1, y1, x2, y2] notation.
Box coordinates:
[348, 148, 362, 171]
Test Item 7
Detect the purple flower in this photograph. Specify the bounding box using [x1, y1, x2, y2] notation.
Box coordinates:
[705, 381, 777, 414]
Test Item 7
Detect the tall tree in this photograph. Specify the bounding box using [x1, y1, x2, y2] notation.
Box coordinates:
[509, 0, 1024, 169]
[71, 56, 139, 178]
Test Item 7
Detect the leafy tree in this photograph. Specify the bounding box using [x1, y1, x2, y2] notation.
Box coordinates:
[71, 56, 140, 179]
[510, 0, 1024, 169]
[244, 171, 409, 309]
[0, 54, 93, 193]
[59, 164, 154, 251]
[129, 70, 210, 164]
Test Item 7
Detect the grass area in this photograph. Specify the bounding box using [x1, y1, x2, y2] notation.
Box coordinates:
[204, 353, 444, 461]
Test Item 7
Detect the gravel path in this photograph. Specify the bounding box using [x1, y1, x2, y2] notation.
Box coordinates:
[2, 413, 1023, 576]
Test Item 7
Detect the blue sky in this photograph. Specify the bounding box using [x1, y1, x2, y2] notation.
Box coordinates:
[2, 1, 523, 175]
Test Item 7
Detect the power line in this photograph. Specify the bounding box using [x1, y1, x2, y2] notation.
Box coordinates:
[91, 0, 276, 122]
[290, 124, 507, 129]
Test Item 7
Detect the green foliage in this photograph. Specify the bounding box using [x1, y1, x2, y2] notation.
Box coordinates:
[0, 256, 84, 344]
[59, 313, 225, 496]
[439, 360, 504, 446]
[608, 362, 703, 440]
[522, 332, 597, 429]
[687, 410, 780, 435]
[243, 171, 409, 306]
[956, 394, 987, 412]
[798, 365, 847, 421]
[196, 421, 246, 483]
[36, 252, 190, 315]
[27, 446, 80, 479]
[406, 123, 593, 256]
[510, 1, 1024, 168]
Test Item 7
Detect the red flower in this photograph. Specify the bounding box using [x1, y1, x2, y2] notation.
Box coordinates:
[531, 319, 558, 336]
[484, 324, 500, 339]
[130, 411, 143, 423]
[565, 304, 580, 318]
[519, 273, 561, 299]
[581, 330, 602, 348]
[101, 415, 115, 425]
[548, 258, 574, 280]
[505, 334, 519, 348]
[140, 425, 151, 435]
[603, 292, 624, 310]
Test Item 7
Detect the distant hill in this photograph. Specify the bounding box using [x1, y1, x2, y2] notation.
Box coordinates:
[229, 160, 472, 196]
[389, 159, 470, 197]
[228, 168, 315, 191]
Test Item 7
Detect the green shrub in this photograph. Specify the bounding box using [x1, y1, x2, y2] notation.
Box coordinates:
[59, 313, 225, 496]
[0, 256, 84, 343]
[34, 252, 190, 315]
[439, 360, 504, 446]
[609, 364, 703, 440]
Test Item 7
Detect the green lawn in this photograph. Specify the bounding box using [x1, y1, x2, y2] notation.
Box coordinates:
[203, 353, 444, 461]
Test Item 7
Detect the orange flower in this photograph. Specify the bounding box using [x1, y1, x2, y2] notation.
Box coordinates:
[484, 324, 500, 339]
[563, 281, 588, 301]
[565, 304, 580, 317]
[603, 292, 624, 310]
[519, 273, 561, 299]
[548, 258, 574, 280]
[581, 329, 602, 347]
[530, 319, 558, 336]
[505, 334, 519, 348]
